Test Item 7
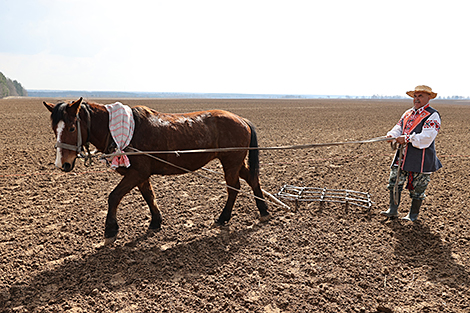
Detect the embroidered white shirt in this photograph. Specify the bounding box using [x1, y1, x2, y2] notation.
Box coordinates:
[387, 103, 441, 150]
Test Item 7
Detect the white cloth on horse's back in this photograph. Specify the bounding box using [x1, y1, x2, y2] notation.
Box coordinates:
[105, 102, 135, 169]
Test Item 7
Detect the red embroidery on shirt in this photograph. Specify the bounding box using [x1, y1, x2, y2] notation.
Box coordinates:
[423, 119, 440, 131]
[402, 108, 431, 135]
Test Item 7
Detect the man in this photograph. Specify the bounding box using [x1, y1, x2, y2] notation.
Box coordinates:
[380, 85, 442, 221]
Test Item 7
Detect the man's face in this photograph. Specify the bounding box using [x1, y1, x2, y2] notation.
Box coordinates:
[413, 92, 431, 110]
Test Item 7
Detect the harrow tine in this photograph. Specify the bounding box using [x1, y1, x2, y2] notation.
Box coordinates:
[275, 185, 374, 210]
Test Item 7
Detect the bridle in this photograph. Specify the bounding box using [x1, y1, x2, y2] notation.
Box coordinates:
[55, 104, 94, 166]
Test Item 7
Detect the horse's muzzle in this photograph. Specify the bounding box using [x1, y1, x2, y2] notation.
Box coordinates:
[62, 162, 73, 172]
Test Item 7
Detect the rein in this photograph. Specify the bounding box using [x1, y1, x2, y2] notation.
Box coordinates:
[101, 136, 390, 159]
[393, 143, 404, 205]
[72, 134, 390, 169]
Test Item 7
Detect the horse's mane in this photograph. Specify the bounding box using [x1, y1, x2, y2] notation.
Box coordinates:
[50, 101, 67, 126]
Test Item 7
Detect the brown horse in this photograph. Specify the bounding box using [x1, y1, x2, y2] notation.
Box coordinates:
[43, 98, 270, 244]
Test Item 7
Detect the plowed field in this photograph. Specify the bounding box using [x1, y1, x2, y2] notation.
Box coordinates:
[1, 97, 470, 312]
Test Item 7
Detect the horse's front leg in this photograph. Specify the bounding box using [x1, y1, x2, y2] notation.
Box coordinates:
[137, 178, 162, 232]
[105, 172, 143, 244]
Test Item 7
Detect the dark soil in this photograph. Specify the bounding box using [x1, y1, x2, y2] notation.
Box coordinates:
[1, 97, 469, 312]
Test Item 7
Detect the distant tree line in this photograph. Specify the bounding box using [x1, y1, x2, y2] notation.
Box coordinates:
[369, 94, 470, 100]
[0, 71, 28, 98]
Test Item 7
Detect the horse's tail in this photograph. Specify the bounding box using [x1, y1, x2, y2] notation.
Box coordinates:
[246, 120, 260, 178]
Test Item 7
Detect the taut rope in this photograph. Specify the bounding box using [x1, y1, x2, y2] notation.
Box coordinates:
[102, 136, 390, 159]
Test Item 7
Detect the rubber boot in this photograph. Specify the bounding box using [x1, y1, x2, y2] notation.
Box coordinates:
[380, 190, 400, 218]
[402, 199, 422, 222]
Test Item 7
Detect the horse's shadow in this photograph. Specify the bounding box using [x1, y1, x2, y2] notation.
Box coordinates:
[386, 220, 469, 287]
[6, 224, 263, 309]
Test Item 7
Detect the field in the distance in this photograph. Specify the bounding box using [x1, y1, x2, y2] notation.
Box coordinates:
[1, 97, 470, 312]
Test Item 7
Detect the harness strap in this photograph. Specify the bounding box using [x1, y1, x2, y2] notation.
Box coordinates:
[55, 104, 94, 166]
[55, 114, 83, 152]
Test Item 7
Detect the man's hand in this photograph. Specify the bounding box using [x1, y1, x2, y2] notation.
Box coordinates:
[387, 134, 406, 145]
[395, 135, 406, 145]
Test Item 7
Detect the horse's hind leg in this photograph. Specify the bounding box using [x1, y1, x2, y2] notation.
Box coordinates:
[137, 178, 162, 231]
[215, 166, 241, 226]
[239, 165, 270, 222]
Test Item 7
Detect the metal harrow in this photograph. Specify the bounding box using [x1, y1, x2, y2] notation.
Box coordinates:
[275, 184, 374, 211]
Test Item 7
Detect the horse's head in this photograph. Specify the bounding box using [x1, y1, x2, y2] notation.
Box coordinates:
[43, 97, 90, 172]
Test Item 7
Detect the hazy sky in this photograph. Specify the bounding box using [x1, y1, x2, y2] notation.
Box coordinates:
[1, 0, 468, 97]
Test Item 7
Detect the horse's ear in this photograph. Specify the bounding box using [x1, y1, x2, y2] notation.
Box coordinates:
[43, 101, 55, 112]
[69, 97, 83, 115]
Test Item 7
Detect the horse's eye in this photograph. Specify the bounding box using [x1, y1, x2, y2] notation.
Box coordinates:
[69, 126, 76, 132]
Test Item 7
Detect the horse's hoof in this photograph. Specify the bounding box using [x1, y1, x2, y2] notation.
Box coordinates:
[148, 216, 162, 229]
[148, 222, 162, 232]
[147, 227, 161, 235]
[104, 236, 117, 246]
[259, 213, 271, 223]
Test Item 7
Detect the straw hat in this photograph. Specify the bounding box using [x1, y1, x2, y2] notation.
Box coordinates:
[406, 85, 437, 99]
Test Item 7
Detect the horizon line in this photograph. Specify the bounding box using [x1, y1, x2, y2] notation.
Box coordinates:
[25, 89, 470, 100]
